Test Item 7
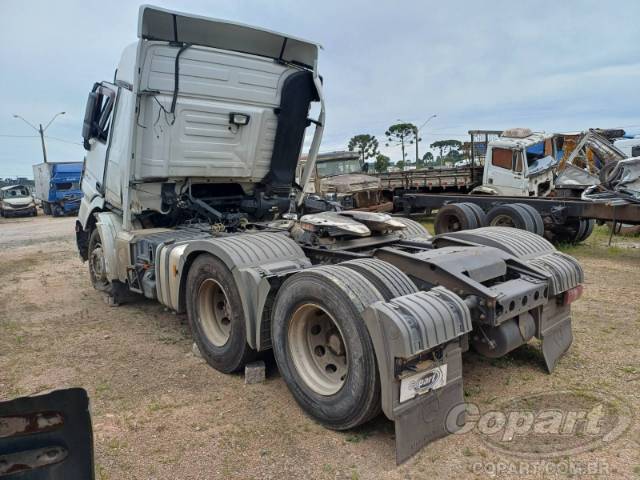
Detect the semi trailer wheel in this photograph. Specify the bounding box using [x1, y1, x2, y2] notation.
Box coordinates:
[547, 218, 593, 244]
[271, 266, 384, 430]
[434, 203, 479, 234]
[514, 203, 544, 236]
[462, 202, 488, 228]
[486, 204, 536, 233]
[186, 254, 254, 373]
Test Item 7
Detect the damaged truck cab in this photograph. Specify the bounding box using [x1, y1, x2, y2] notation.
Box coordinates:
[76, 5, 583, 463]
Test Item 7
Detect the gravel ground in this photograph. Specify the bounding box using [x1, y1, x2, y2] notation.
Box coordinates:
[1, 214, 638, 479]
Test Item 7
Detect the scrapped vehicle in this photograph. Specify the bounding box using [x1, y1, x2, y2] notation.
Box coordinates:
[301, 151, 392, 212]
[75, 5, 584, 463]
[0, 185, 37, 217]
[33, 162, 84, 216]
[395, 129, 640, 243]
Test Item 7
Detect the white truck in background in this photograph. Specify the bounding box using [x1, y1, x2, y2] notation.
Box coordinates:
[75, 5, 584, 463]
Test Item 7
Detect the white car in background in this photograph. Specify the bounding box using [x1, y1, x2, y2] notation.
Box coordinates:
[0, 184, 37, 217]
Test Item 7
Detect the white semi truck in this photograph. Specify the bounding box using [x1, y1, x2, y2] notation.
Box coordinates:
[76, 5, 584, 463]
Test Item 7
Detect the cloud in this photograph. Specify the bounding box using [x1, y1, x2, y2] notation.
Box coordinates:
[1, 0, 638, 176]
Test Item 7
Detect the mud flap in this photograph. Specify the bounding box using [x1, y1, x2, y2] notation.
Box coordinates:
[541, 317, 572, 373]
[393, 344, 465, 464]
[363, 287, 472, 464]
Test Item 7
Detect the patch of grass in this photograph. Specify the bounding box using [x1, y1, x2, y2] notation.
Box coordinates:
[345, 431, 371, 443]
[462, 446, 473, 457]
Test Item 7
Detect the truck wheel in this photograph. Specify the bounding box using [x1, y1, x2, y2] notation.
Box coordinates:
[42, 202, 51, 215]
[186, 254, 254, 373]
[487, 204, 535, 232]
[394, 217, 432, 240]
[272, 266, 383, 430]
[458, 202, 487, 227]
[549, 218, 584, 244]
[87, 228, 127, 301]
[434, 203, 478, 234]
[578, 219, 595, 242]
[513, 203, 544, 236]
[339, 258, 417, 300]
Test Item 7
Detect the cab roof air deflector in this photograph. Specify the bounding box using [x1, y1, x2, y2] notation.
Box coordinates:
[138, 5, 321, 68]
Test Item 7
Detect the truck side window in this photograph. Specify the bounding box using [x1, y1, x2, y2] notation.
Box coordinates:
[95, 87, 116, 142]
[491, 148, 513, 170]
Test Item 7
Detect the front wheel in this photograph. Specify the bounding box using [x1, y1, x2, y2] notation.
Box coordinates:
[87, 227, 126, 301]
[186, 254, 255, 373]
[271, 266, 384, 430]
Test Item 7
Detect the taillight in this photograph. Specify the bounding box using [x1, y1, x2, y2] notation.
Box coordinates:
[563, 285, 583, 305]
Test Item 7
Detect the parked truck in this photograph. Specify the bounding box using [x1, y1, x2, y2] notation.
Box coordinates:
[300, 150, 393, 212]
[32, 162, 83, 216]
[394, 129, 640, 243]
[75, 6, 584, 463]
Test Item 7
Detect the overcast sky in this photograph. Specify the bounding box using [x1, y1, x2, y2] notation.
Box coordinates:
[1, 0, 639, 177]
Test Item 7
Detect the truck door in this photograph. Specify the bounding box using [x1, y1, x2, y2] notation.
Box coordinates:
[81, 83, 116, 204]
[485, 147, 527, 196]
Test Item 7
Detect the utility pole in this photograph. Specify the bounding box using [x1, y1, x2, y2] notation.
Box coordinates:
[38, 124, 48, 163]
[13, 111, 65, 164]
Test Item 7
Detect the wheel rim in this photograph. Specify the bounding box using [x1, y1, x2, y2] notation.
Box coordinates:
[89, 239, 109, 288]
[197, 279, 232, 346]
[288, 303, 348, 396]
[490, 214, 515, 227]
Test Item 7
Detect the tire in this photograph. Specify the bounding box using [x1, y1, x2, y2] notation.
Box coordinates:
[548, 218, 583, 244]
[459, 202, 487, 227]
[394, 217, 432, 240]
[186, 254, 255, 374]
[487, 204, 535, 232]
[434, 203, 479, 234]
[42, 202, 51, 215]
[513, 203, 544, 236]
[88, 227, 129, 301]
[339, 258, 417, 300]
[578, 219, 595, 242]
[272, 266, 384, 430]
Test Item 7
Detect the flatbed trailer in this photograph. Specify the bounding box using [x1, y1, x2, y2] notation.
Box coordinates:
[375, 165, 483, 193]
[395, 192, 640, 241]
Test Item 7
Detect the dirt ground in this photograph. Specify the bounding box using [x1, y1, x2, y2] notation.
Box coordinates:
[1, 214, 639, 479]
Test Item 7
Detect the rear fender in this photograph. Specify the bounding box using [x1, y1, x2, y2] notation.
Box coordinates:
[166, 233, 310, 350]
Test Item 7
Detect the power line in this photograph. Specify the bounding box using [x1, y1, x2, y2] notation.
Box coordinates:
[0, 134, 39, 138]
[45, 136, 83, 146]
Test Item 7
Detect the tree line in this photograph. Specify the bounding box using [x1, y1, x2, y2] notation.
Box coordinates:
[347, 123, 463, 173]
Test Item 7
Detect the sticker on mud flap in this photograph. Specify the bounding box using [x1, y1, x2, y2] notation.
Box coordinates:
[399, 364, 447, 403]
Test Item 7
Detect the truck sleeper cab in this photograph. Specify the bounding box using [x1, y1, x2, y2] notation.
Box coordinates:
[76, 6, 583, 464]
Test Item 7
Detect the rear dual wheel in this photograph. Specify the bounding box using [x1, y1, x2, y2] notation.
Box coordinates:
[271, 266, 385, 430]
[486, 203, 544, 236]
[434, 202, 487, 234]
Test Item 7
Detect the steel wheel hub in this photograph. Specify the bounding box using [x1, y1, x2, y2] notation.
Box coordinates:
[288, 303, 348, 396]
[197, 279, 232, 346]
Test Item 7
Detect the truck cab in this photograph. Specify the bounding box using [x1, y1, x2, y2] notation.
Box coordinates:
[300, 151, 390, 211]
[77, 5, 324, 249]
[473, 128, 558, 196]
